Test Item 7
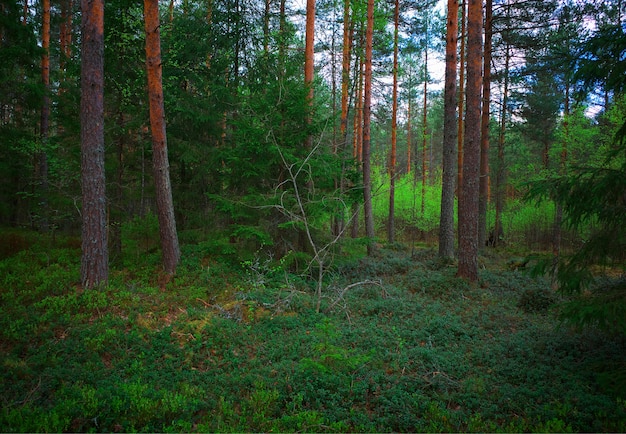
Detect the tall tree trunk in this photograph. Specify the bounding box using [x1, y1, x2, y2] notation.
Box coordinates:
[457, 0, 482, 281]
[439, 0, 458, 260]
[60, 0, 73, 72]
[39, 0, 51, 232]
[362, 0, 375, 254]
[304, 0, 315, 148]
[457, 0, 466, 198]
[354, 50, 364, 163]
[493, 42, 510, 248]
[206, 0, 213, 68]
[263, 0, 271, 54]
[337, 0, 353, 237]
[110, 112, 125, 259]
[478, 0, 492, 248]
[351, 50, 364, 239]
[339, 0, 352, 144]
[421, 46, 428, 218]
[278, 0, 286, 76]
[80, 0, 108, 288]
[22, 0, 28, 24]
[58, 0, 73, 131]
[407, 92, 412, 175]
[144, 0, 181, 275]
[388, 0, 399, 244]
[350, 49, 365, 238]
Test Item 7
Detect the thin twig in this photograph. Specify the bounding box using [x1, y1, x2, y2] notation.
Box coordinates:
[325, 279, 383, 312]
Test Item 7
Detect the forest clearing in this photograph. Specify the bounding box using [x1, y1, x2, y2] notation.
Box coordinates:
[1, 225, 625, 432]
[1, 0, 625, 431]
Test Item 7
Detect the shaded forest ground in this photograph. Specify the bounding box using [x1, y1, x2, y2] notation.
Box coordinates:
[1, 228, 625, 432]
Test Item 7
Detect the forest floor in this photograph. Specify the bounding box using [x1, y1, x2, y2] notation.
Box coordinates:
[1, 229, 625, 432]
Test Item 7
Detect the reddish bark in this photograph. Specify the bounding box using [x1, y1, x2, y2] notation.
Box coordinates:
[362, 0, 375, 254]
[144, 0, 181, 274]
[60, 0, 73, 70]
[388, 0, 399, 243]
[421, 46, 428, 217]
[340, 0, 352, 143]
[457, 0, 483, 281]
[478, 0, 492, 247]
[457, 0, 466, 196]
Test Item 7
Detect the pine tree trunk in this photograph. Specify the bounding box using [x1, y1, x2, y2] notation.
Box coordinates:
[362, 0, 375, 254]
[439, 0, 458, 260]
[457, 0, 482, 281]
[22, 0, 28, 24]
[263, 0, 271, 54]
[457, 0, 466, 198]
[494, 41, 510, 248]
[278, 0, 286, 75]
[421, 46, 428, 218]
[407, 95, 412, 175]
[39, 0, 50, 232]
[60, 0, 72, 73]
[340, 0, 352, 143]
[80, 0, 108, 288]
[351, 51, 364, 239]
[304, 0, 315, 149]
[478, 0, 492, 248]
[144, 0, 181, 275]
[337, 0, 352, 237]
[58, 0, 73, 137]
[354, 50, 364, 163]
[388, 0, 399, 244]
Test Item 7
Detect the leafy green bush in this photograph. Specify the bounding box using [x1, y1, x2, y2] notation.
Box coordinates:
[518, 287, 559, 313]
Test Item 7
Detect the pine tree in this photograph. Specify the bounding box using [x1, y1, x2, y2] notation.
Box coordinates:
[388, 0, 399, 244]
[144, 0, 181, 275]
[362, 0, 375, 254]
[457, 0, 482, 281]
[439, 0, 458, 260]
[80, 0, 108, 288]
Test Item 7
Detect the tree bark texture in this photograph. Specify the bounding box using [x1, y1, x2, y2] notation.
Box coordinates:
[80, 0, 108, 288]
[144, 0, 181, 274]
[340, 0, 352, 143]
[494, 42, 510, 248]
[407, 96, 412, 175]
[353, 51, 364, 163]
[39, 0, 50, 231]
[421, 46, 428, 217]
[457, 0, 482, 281]
[388, 0, 399, 244]
[351, 50, 363, 239]
[60, 0, 73, 68]
[478, 0, 492, 248]
[457, 0, 466, 198]
[362, 0, 375, 254]
[439, 0, 458, 260]
[304, 0, 315, 148]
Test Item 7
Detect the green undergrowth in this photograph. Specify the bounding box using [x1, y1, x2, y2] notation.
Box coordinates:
[1, 232, 625, 432]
